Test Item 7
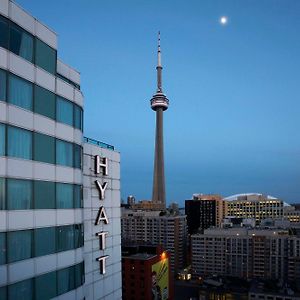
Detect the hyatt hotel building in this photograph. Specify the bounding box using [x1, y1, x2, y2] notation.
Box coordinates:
[0, 1, 122, 299]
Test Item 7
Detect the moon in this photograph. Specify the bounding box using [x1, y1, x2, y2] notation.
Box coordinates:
[220, 16, 228, 25]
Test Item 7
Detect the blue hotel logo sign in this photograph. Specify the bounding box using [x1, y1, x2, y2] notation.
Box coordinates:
[94, 155, 109, 274]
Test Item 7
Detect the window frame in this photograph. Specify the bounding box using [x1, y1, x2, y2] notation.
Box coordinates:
[0, 123, 5, 157]
[8, 73, 33, 111]
[0, 15, 58, 74]
[9, 21, 34, 63]
[33, 131, 56, 165]
[7, 178, 33, 210]
[1, 177, 83, 211]
[0, 69, 7, 102]
[1, 68, 83, 130]
[34, 84, 56, 120]
[7, 229, 33, 263]
[7, 125, 33, 160]
[35, 37, 57, 75]
[3, 123, 81, 169]
[0, 15, 9, 49]
[56, 96, 74, 127]
[56, 138, 74, 168]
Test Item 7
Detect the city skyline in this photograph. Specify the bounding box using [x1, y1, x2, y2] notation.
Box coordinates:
[17, 0, 300, 205]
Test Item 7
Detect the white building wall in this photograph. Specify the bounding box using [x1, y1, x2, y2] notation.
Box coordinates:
[83, 143, 122, 300]
[0, 1, 86, 297]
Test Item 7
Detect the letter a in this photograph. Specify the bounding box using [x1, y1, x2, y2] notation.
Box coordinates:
[95, 206, 109, 225]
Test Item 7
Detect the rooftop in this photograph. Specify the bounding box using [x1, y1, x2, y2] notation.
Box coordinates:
[224, 193, 291, 207]
[224, 193, 278, 201]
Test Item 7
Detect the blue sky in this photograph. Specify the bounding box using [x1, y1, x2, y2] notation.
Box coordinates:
[18, 0, 300, 205]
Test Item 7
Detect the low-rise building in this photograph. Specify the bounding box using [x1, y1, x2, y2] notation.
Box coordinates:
[122, 245, 172, 300]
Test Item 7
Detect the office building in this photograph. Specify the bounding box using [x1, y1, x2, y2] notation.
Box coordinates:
[191, 227, 300, 283]
[121, 210, 186, 272]
[122, 245, 172, 300]
[0, 1, 122, 299]
[224, 193, 284, 224]
[185, 194, 224, 234]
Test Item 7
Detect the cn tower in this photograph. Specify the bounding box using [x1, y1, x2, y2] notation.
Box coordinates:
[150, 32, 169, 210]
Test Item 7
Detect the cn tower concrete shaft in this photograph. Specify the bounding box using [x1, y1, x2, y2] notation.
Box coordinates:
[152, 107, 166, 207]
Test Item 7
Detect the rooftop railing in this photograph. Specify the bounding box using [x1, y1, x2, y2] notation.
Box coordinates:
[84, 137, 114, 150]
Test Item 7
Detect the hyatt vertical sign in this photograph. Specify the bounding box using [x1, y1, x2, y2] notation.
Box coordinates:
[94, 155, 109, 274]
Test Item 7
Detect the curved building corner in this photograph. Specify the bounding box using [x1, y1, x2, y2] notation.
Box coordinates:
[0, 1, 122, 299]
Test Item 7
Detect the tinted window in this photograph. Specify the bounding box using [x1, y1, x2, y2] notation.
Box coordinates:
[34, 227, 56, 257]
[0, 178, 5, 210]
[35, 272, 57, 300]
[0, 17, 8, 49]
[57, 266, 75, 295]
[56, 139, 73, 167]
[7, 126, 32, 160]
[57, 225, 74, 252]
[8, 75, 33, 110]
[33, 132, 55, 164]
[56, 183, 73, 209]
[0, 69, 6, 101]
[74, 185, 82, 209]
[0, 286, 6, 300]
[7, 179, 32, 210]
[56, 97, 73, 126]
[8, 278, 33, 300]
[74, 224, 83, 248]
[74, 144, 82, 169]
[34, 85, 55, 119]
[0, 123, 5, 156]
[9, 23, 33, 62]
[34, 180, 55, 209]
[7, 230, 32, 263]
[35, 38, 56, 74]
[0, 232, 6, 265]
[74, 262, 84, 288]
[74, 105, 83, 130]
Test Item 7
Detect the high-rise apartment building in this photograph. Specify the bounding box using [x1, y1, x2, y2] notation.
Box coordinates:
[287, 236, 300, 286]
[0, 1, 122, 299]
[185, 194, 224, 234]
[191, 227, 299, 282]
[121, 210, 186, 272]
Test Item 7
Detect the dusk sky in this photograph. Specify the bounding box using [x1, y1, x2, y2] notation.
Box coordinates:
[18, 0, 300, 205]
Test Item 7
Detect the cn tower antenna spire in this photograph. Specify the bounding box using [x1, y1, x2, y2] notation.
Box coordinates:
[157, 31, 163, 92]
[157, 31, 161, 67]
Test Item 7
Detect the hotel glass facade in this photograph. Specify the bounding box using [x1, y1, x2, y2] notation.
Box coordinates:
[0, 1, 122, 299]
